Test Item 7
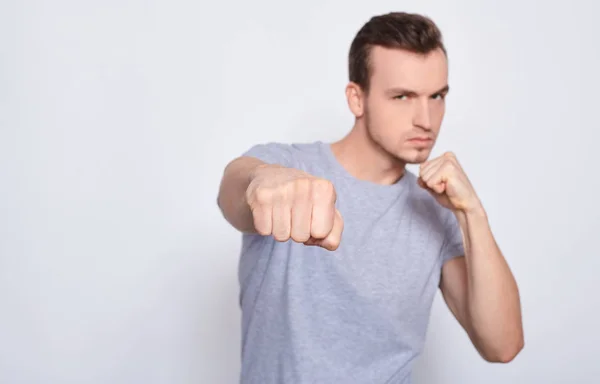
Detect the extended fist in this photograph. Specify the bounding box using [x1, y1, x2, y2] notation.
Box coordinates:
[246, 165, 343, 250]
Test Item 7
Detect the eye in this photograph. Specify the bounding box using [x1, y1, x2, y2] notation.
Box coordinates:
[394, 94, 408, 100]
[431, 93, 446, 100]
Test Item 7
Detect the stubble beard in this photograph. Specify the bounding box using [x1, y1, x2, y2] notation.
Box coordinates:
[364, 110, 409, 167]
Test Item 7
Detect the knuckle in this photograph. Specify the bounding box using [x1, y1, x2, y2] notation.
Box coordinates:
[311, 178, 336, 201]
[294, 177, 311, 190]
[292, 178, 312, 197]
[252, 187, 272, 204]
[445, 152, 459, 165]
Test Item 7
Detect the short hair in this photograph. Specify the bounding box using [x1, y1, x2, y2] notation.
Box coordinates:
[348, 12, 446, 92]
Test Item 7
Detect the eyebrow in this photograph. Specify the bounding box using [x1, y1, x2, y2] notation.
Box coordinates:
[386, 85, 450, 97]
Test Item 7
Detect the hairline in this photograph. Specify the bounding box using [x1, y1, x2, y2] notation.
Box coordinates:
[360, 44, 448, 94]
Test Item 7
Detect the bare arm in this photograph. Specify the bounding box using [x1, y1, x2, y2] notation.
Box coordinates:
[217, 156, 268, 233]
[417, 151, 523, 363]
[440, 208, 524, 363]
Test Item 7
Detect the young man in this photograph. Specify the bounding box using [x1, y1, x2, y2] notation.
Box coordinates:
[218, 11, 524, 384]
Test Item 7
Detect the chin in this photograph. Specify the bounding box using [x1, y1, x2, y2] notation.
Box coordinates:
[396, 149, 431, 164]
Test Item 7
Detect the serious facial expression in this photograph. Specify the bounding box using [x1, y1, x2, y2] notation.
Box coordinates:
[363, 46, 449, 164]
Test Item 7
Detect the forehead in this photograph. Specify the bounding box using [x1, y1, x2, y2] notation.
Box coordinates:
[368, 46, 448, 92]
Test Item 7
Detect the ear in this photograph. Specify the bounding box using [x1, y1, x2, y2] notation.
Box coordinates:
[345, 82, 365, 118]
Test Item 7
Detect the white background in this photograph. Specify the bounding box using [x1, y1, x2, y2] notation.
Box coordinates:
[1, 0, 599, 383]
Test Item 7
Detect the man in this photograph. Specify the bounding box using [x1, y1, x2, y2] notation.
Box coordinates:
[217, 11, 524, 384]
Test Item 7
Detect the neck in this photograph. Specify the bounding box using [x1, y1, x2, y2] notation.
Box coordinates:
[330, 120, 406, 186]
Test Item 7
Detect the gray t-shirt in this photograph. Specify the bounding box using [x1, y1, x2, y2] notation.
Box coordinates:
[237, 141, 464, 384]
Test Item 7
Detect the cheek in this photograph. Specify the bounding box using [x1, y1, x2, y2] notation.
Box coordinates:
[368, 98, 412, 130]
[430, 102, 446, 124]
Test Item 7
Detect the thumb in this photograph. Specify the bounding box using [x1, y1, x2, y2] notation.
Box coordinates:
[304, 209, 343, 251]
[418, 177, 446, 195]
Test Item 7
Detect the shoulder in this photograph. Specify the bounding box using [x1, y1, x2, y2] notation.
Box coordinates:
[241, 141, 324, 169]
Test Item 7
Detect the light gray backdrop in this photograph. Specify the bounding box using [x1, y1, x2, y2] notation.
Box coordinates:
[1, 0, 598, 383]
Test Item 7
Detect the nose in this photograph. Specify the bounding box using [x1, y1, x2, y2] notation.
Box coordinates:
[413, 98, 432, 131]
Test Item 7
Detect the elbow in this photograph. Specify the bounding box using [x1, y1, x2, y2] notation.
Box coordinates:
[216, 189, 226, 218]
[482, 336, 524, 363]
[216, 192, 225, 214]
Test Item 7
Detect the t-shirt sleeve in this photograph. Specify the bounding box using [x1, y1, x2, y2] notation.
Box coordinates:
[242, 142, 297, 169]
[440, 211, 465, 264]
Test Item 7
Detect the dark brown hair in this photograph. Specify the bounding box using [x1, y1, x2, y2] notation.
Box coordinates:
[348, 12, 446, 92]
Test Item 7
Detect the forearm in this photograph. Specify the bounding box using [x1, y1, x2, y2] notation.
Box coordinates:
[217, 156, 267, 233]
[456, 205, 523, 362]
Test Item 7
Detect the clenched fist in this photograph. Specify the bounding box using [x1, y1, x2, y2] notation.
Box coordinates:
[245, 164, 343, 250]
[418, 151, 481, 213]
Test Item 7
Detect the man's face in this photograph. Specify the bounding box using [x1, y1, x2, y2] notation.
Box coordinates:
[363, 46, 449, 164]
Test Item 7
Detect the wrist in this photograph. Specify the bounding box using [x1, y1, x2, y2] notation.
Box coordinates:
[465, 201, 486, 217]
[454, 200, 487, 224]
[248, 162, 279, 182]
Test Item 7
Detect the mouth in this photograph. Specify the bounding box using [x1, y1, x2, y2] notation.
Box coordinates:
[407, 137, 433, 144]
